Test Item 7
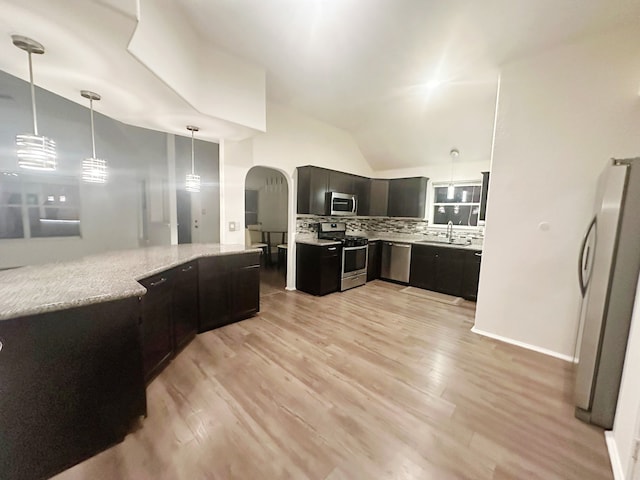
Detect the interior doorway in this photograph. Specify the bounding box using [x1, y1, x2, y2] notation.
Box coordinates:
[245, 166, 289, 297]
[176, 189, 191, 244]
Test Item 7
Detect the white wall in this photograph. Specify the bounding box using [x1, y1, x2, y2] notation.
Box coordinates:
[221, 103, 373, 287]
[610, 273, 640, 479]
[474, 26, 640, 358]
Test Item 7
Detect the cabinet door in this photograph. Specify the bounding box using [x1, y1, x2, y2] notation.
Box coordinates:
[436, 248, 466, 296]
[172, 261, 198, 353]
[296, 243, 341, 296]
[309, 167, 330, 215]
[409, 244, 438, 290]
[367, 241, 381, 281]
[231, 263, 260, 321]
[354, 176, 371, 215]
[329, 170, 354, 194]
[462, 250, 482, 301]
[0, 298, 145, 480]
[369, 179, 389, 216]
[139, 272, 174, 382]
[198, 256, 231, 332]
[319, 246, 341, 295]
[297, 166, 329, 215]
[388, 177, 427, 218]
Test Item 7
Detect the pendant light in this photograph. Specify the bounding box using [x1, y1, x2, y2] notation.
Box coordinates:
[447, 148, 459, 200]
[81, 91, 107, 183]
[13, 35, 56, 171]
[185, 125, 201, 193]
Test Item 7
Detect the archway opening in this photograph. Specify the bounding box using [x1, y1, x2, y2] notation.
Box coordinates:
[244, 166, 289, 297]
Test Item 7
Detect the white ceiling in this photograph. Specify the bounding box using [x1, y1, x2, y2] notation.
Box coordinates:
[182, 0, 640, 168]
[0, 0, 639, 170]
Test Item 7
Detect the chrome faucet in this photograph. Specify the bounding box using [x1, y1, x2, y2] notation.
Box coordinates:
[446, 221, 454, 242]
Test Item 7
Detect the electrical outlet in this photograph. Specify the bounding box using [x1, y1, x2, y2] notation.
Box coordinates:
[229, 221, 236, 232]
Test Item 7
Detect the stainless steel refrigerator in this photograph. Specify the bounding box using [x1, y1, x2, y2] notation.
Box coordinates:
[575, 158, 640, 429]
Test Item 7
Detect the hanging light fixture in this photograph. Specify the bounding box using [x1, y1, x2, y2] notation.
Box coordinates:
[447, 148, 459, 200]
[185, 125, 201, 192]
[80, 91, 107, 183]
[13, 35, 56, 171]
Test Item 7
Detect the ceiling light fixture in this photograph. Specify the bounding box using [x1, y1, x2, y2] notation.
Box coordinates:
[13, 35, 56, 171]
[80, 91, 107, 183]
[185, 125, 201, 193]
[447, 148, 459, 200]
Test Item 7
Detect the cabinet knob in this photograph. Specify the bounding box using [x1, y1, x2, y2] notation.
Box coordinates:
[475, 252, 482, 257]
[328, 247, 337, 251]
[0, 339, 3, 352]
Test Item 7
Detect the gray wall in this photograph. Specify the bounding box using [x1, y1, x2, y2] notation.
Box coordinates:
[0, 70, 220, 268]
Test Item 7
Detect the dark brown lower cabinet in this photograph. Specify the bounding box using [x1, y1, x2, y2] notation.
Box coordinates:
[199, 252, 261, 332]
[172, 261, 199, 353]
[462, 250, 482, 301]
[0, 298, 146, 480]
[296, 242, 341, 295]
[139, 271, 175, 382]
[409, 245, 482, 300]
[367, 240, 382, 281]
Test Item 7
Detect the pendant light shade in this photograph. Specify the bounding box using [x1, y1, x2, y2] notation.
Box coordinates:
[447, 148, 459, 200]
[81, 91, 107, 183]
[185, 125, 201, 193]
[13, 35, 57, 171]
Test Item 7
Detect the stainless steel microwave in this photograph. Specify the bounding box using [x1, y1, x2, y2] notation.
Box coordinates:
[326, 192, 358, 216]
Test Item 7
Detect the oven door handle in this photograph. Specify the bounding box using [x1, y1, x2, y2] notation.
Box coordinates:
[343, 245, 368, 251]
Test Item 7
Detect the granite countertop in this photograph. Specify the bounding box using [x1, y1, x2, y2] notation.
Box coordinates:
[295, 237, 342, 246]
[0, 244, 259, 321]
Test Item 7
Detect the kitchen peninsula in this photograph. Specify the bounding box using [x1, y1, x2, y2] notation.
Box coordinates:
[0, 244, 260, 480]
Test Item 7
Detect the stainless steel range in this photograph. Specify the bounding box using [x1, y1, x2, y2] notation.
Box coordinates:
[317, 222, 368, 291]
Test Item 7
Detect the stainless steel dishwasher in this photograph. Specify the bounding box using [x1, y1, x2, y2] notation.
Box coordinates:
[380, 241, 412, 283]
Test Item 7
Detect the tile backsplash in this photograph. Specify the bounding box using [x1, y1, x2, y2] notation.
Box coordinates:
[296, 215, 484, 240]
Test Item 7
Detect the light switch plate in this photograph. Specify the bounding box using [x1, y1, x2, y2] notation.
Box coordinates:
[229, 221, 236, 231]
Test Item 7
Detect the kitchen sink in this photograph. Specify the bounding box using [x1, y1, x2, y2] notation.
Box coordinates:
[415, 238, 472, 247]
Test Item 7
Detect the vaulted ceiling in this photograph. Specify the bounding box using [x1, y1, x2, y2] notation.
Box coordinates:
[0, 0, 638, 170]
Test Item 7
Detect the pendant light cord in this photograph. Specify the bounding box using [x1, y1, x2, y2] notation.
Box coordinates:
[28, 51, 38, 135]
[191, 129, 195, 175]
[89, 98, 96, 158]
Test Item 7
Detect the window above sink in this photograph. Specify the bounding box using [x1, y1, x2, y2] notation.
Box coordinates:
[432, 182, 481, 227]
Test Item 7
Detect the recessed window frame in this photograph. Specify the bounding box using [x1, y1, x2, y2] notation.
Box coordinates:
[431, 180, 482, 228]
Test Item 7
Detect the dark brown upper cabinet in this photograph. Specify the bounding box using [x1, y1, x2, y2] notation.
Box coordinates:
[387, 177, 427, 218]
[297, 166, 329, 215]
[297, 165, 427, 218]
[368, 179, 389, 216]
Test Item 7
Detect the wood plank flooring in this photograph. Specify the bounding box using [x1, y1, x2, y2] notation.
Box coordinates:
[53, 280, 613, 480]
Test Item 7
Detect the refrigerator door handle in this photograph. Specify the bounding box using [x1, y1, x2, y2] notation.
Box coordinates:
[578, 216, 597, 297]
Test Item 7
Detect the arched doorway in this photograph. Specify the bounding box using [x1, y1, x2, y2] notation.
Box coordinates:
[245, 166, 289, 296]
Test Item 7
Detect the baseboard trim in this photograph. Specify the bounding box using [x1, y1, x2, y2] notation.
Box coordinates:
[285, 286, 296, 291]
[470, 326, 576, 363]
[605, 431, 625, 480]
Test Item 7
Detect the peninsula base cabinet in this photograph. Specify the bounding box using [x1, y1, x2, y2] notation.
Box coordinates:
[198, 252, 261, 332]
[409, 244, 482, 300]
[0, 298, 146, 480]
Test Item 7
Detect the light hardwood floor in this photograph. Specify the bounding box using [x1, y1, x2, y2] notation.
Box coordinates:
[54, 280, 613, 480]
